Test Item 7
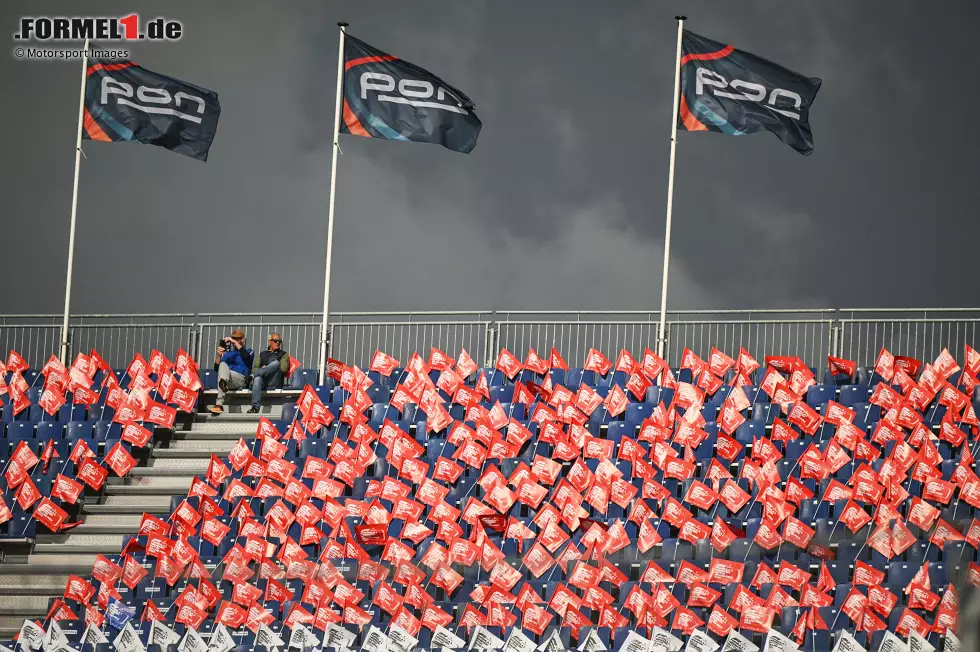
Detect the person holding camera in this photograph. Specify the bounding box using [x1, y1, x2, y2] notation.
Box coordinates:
[248, 332, 291, 413]
[209, 329, 254, 415]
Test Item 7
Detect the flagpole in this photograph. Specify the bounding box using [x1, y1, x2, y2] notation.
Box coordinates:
[317, 22, 348, 386]
[60, 38, 90, 365]
[656, 16, 686, 360]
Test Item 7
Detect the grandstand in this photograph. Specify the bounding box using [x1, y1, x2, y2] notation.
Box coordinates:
[0, 308, 976, 651]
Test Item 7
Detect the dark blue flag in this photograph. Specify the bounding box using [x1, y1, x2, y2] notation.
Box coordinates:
[678, 31, 821, 155]
[106, 598, 136, 630]
[83, 59, 221, 161]
[340, 34, 482, 154]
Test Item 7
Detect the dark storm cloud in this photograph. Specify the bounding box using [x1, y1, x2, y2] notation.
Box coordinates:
[1, 0, 978, 317]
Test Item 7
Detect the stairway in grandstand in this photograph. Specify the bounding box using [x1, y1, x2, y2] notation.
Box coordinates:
[0, 399, 275, 638]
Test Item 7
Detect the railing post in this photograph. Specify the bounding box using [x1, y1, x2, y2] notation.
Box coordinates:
[188, 315, 198, 363]
[659, 320, 669, 363]
[484, 312, 497, 367]
[830, 320, 841, 359]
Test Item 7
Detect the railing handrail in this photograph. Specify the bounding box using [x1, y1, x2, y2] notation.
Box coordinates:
[5, 307, 980, 320]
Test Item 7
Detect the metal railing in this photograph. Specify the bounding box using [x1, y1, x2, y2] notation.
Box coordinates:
[0, 309, 977, 374]
[664, 320, 835, 374]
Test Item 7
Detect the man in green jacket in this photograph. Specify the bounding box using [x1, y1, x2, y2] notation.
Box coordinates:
[248, 332, 292, 413]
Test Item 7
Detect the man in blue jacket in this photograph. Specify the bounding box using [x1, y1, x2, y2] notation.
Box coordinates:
[209, 329, 253, 415]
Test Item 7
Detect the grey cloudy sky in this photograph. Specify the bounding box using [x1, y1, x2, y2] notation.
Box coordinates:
[1, 0, 978, 316]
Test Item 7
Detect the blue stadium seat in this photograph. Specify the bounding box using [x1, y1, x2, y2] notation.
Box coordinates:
[288, 368, 317, 388]
[838, 384, 869, 407]
[805, 384, 835, 408]
[201, 369, 218, 390]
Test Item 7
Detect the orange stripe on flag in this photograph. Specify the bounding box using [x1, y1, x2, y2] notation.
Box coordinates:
[82, 109, 112, 141]
[680, 45, 734, 67]
[342, 100, 370, 138]
[679, 96, 707, 132]
[86, 61, 135, 76]
[344, 55, 396, 72]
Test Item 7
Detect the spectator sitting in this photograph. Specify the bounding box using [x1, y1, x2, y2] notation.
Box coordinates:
[209, 329, 253, 415]
[249, 332, 291, 413]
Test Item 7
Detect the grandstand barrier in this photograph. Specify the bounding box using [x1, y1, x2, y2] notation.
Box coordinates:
[3, 308, 980, 372]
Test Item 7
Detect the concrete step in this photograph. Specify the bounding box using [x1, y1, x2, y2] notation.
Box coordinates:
[129, 464, 207, 477]
[183, 422, 259, 437]
[148, 458, 210, 471]
[195, 404, 284, 419]
[22, 553, 99, 568]
[173, 430, 254, 441]
[68, 514, 141, 535]
[0, 595, 55, 616]
[33, 534, 126, 555]
[105, 476, 193, 495]
[0, 615, 29, 638]
[0, 573, 68, 596]
[84, 495, 172, 515]
[162, 439, 236, 452]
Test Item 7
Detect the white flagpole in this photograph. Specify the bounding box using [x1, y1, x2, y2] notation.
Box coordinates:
[317, 22, 348, 386]
[656, 16, 686, 360]
[60, 37, 90, 365]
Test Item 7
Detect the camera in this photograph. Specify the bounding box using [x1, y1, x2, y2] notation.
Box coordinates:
[218, 338, 230, 349]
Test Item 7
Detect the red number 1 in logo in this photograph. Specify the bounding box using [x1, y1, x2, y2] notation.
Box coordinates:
[119, 14, 139, 39]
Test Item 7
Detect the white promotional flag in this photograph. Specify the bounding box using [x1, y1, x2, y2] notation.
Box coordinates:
[178, 628, 209, 652]
[503, 629, 536, 652]
[943, 627, 960, 652]
[80, 625, 108, 649]
[877, 631, 909, 652]
[943, 630, 960, 652]
[468, 625, 505, 651]
[113, 623, 146, 652]
[150, 620, 181, 649]
[208, 624, 236, 652]
[287, 625, 321, 651]
[651, 627, 684, 652]
[256, 624, 286, 652]
[762, 630, 799, 652]
[909, 631, 935, 652]
[578, 629, 609, 651]
[324, 623, 355, 651]
[537, 630, 565, 652]
[360, 626, 390, 652]
[832, 631, 867, 652]
[431, 626, 466, 651]
[720, 631, 761, 652]
[42, 620, 70, 652]
[620, 631, 653, 652]
[388, 625, 419, 652]
[686, 630, 721, 652]
[18, 621, 45, 651]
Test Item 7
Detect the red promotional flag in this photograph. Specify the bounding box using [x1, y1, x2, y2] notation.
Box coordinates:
[827, 356, 857, 377]
[549, 347, 569, 372]
[584, 348, 612, 376]
[495, 348, 522, 379]
[783, 517, 815, 549]
[64, 575, 96, 604]
[39, 439, 60, 474]
[369, 350, 399, 376]
[34, 497, 68, 532]
[105, 442, 136, 477]
[76, 457, 108, 490]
